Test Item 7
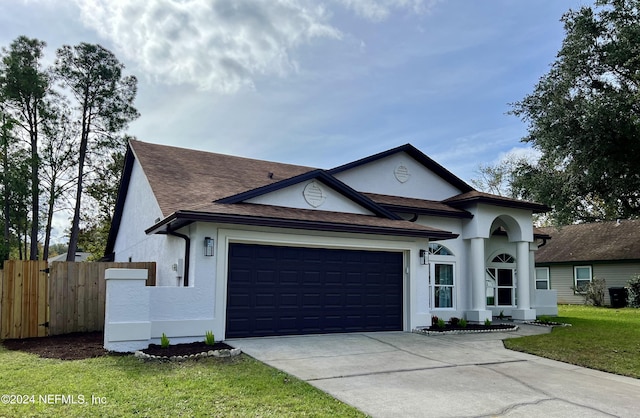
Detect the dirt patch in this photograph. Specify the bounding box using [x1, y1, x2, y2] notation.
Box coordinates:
[2, 332, 109, 360]
[2, 333, 236, 361]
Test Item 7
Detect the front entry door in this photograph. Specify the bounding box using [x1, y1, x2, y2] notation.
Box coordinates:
[486, 267, 515, 306]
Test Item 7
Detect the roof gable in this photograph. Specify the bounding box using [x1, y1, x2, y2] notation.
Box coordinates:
[217, 170, 402, 219]
[329, 144, 474, 196]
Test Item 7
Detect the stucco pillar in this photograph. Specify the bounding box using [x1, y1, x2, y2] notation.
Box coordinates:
[512, 241, 536, 320]
[466, 237, 492, 323]
[104, 268, 151, 352]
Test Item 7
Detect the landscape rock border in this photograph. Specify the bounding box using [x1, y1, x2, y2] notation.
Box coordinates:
[134, 347, 242, 361]
[523, 320, 572, 327]
[413, 325, 519, 336]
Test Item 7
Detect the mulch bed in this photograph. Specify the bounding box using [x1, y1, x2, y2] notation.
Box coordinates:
[2, 332, 236, 361]
[2, 332, 109, 360]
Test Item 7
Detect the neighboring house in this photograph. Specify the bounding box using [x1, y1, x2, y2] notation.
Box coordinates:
[47, 252, 91, 263]
[104, 140, 552, 350]
[536, 220, 640, 305]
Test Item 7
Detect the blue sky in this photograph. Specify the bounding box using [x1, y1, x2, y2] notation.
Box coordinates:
[1, 0, 588, 183]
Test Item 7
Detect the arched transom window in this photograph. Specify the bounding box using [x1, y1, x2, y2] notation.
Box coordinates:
[428, 243, 454, 256]
[492, 253, 515, 263]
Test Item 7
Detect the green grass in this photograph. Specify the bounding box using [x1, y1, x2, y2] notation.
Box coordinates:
[0, 347, 365, 417]
[505, 305, 640, 378]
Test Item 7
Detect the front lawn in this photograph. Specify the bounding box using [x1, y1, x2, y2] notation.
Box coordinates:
[504, 305, 640, 378]
[0, 346, 365, 417]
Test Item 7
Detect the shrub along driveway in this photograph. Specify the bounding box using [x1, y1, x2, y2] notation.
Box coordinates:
[230, 326, 640, 418]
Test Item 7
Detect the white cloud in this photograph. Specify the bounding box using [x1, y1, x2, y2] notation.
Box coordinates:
[74, 0, 343, 93]
[71, 0, 435, 93]
[333, 0, 438, 21]
[495, 146, 541, 166]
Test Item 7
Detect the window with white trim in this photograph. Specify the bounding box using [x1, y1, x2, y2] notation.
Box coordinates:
[535, 267, 550, 290]
[428, 243, 455, 309]
[574, 266, 592, 293]
[433, 263, 454, 308]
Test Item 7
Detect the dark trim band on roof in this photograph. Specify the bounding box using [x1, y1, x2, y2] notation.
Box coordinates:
[444, 192, 550, 214]
[215, 169, 403, 220]
[145, 210, 459, 241]
[105, 145, 136, 256]
[378, 203, 474, 219]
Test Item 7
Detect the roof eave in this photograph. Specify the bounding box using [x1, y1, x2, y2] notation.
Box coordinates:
[446, 196, 550, 214]
[104, 143, 136, 257]
[380, 204, 474, 219]
[146, 210, 458, 241]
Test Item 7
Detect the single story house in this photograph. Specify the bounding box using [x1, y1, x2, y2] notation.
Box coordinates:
[103, 140, 553, 351]
[536, 220, 640, 305]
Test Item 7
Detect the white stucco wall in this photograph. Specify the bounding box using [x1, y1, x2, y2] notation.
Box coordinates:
[113, 159, 189, 286]
[246, 180, 374, 215]
[333, 152, 462, 200]
[461, 203, 534, 242]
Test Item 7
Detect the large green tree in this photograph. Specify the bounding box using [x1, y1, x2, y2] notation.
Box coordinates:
[54, 43, 138, 261]
[0, 36, 50, 259]
[510, 0, 640, 224]
[40, 101, 77, 260]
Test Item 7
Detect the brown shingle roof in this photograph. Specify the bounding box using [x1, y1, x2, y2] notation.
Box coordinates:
[130, 140, 314, 216]
[129, 140, 458, 240]
[444, 191, 550, 213]
[536, 220, 640, 263]
[363, 192, 472, 218]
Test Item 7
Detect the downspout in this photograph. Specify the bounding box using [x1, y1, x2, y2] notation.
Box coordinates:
[167, 229, 190, 287]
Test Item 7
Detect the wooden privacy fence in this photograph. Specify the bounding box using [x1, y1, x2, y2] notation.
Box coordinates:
[1, 260, 156, 339]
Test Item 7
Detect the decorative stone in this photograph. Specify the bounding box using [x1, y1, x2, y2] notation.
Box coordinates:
[136, 346, 242, 362]
[303, 181, 326, 207]
[394, 164, 410, 183]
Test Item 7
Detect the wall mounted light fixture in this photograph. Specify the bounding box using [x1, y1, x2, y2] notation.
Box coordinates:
[419, 249, 427, 265]
[204, 237, 214, 256]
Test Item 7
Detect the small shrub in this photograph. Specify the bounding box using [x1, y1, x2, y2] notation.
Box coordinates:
[537, 315, 553, 324]
[448, 317, 460, 326]
[437, 318, 446, 329]
[205, 330, 215, 346]
[459, 318, 468, 328]
[584, 277, 606, 306]
[484, 318, 492, 326]
[160, 333, 170, 349]
[627, 275, 640, 308]
[498, 310, 505, 319]
[431, 315, 439, 326]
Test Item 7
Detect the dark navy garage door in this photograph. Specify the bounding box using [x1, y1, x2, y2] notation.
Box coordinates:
[226, 243, 403, 338]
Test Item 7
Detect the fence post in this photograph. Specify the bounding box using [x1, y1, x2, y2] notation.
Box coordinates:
[104, 268, 150, 352]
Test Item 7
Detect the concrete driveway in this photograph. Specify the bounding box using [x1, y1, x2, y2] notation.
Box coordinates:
[229, 325, 640, 417]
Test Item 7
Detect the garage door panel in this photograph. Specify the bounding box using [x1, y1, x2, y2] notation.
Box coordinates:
[226, 243, 403, 338]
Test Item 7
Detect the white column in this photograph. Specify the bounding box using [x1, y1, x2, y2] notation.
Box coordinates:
[516, 241, 530, 310]
[513, 242, 536, 320]
[470, 237, 486, 310]
[466, 237, 492, 323]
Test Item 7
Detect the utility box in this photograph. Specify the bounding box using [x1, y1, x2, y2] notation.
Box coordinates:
[608, 287, 628, 308]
